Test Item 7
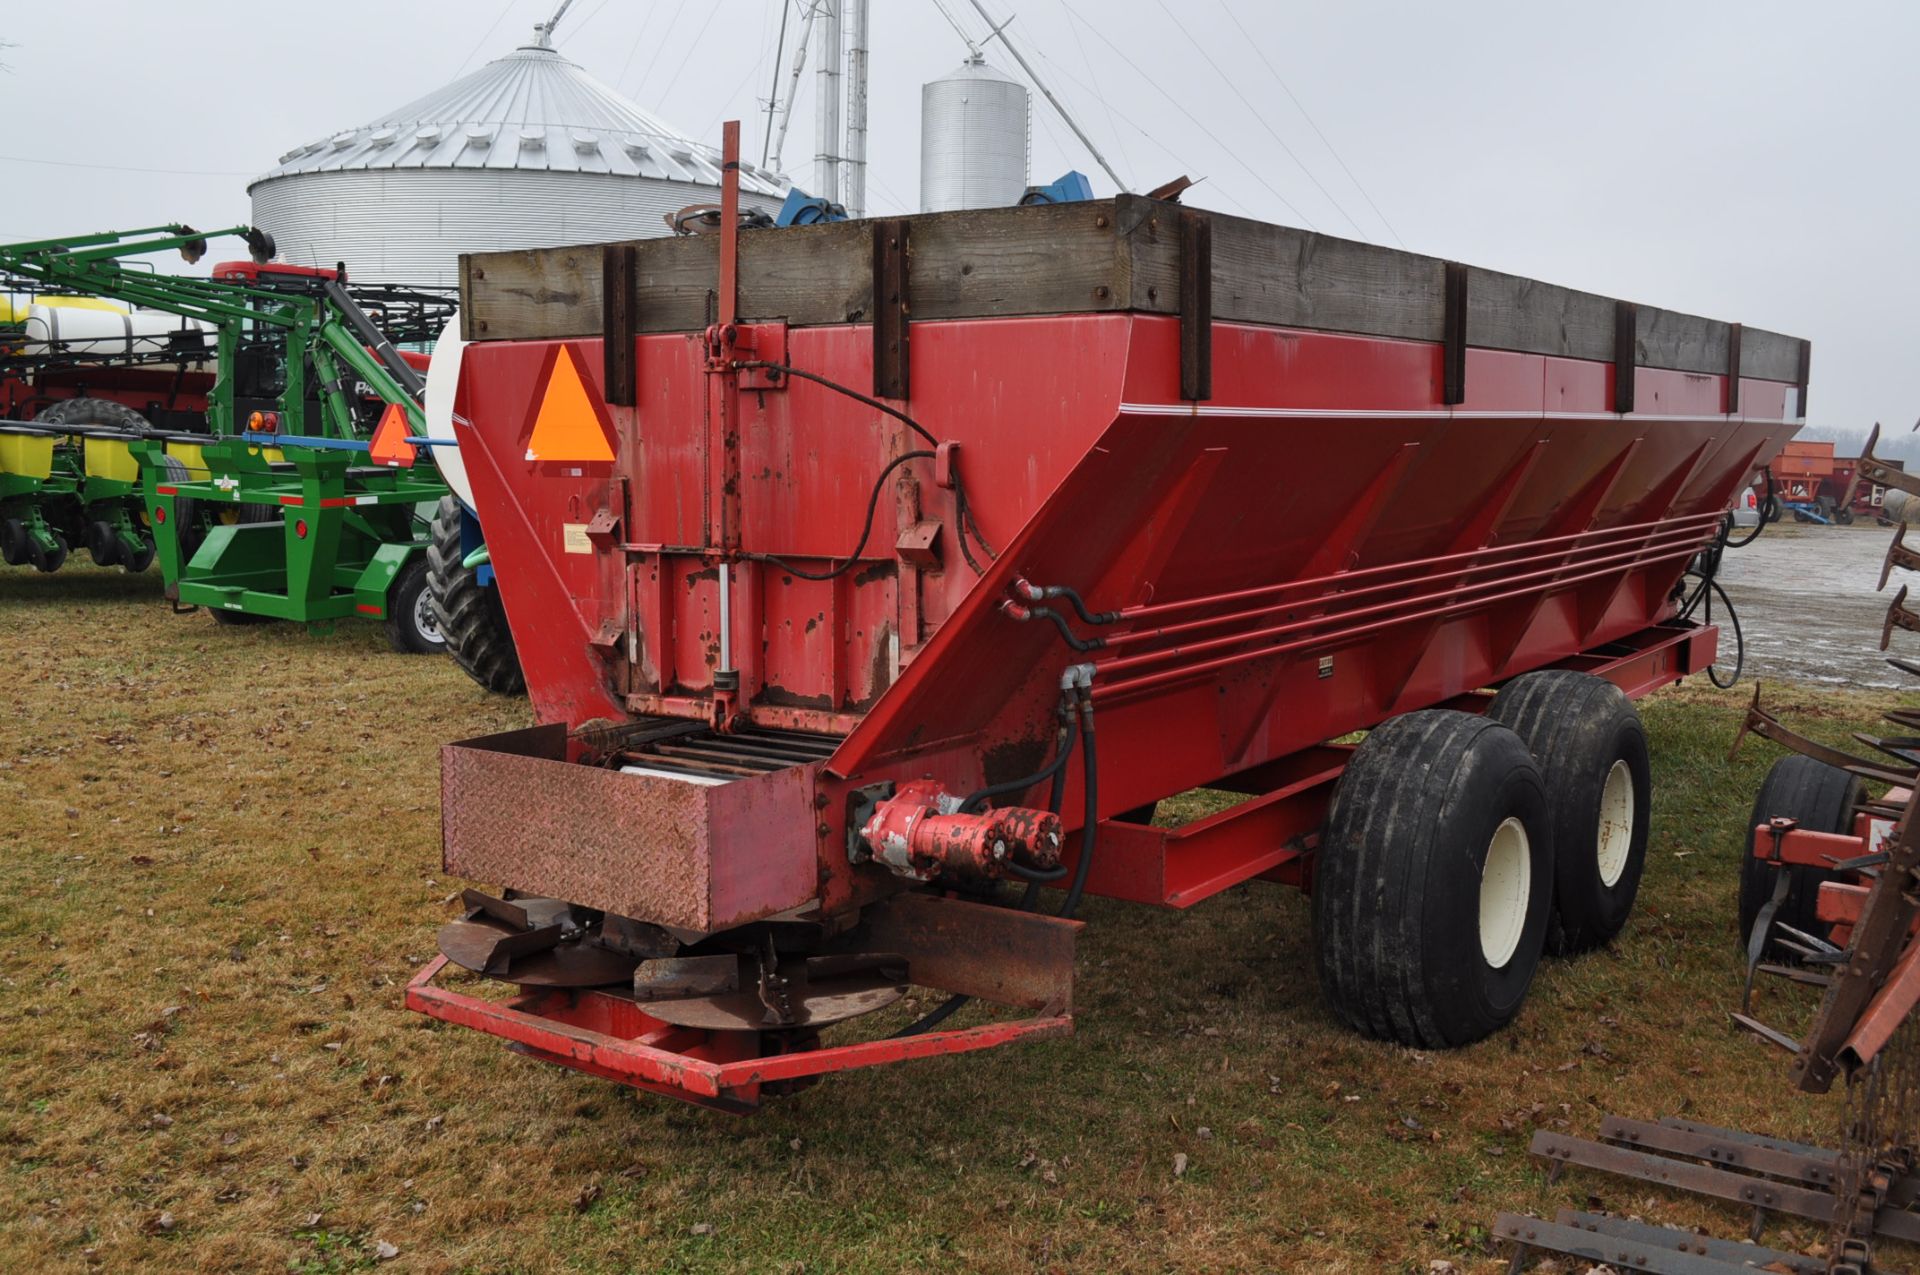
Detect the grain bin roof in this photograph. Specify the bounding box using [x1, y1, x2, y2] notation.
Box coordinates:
[249, 32, 787, 194]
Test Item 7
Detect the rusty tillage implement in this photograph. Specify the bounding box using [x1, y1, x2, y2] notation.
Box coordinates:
[405, 122, 1806, 1113]
[1491, 430, 1920, 1273]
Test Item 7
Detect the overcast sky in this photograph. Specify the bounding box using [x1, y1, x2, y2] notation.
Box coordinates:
[2, 0, 1913, 430]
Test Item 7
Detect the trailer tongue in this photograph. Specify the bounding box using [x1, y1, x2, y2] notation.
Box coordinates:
[409, 123, 1807, 1111]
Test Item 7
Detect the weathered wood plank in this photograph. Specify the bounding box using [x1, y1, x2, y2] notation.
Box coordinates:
[463, 241, 608, 341]
[1122, 196, 1444, 341]
[906, 200, 1126, 320]
[1741, 327, 1804, 384]
[1636, 305, 1729, 375]
[1465, 268, 1614, 362]
[460, 195, 1808, 388]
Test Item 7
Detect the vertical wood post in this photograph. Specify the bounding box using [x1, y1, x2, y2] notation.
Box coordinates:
[872, 219, 911, 400]
[1613, 301, 1638, 414]
[1442, 262, 1469, 406]
[1179, 210, 1212, 402]
[602, 243, 637, 407]
[1725, 322, 1742, 415]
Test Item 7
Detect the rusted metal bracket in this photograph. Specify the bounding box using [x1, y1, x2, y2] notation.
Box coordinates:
[872, 218, 910, 400]
[1178, 209, 1212, 402]
[1529, 1126, 1920, 1244]
[602, 242, 637, 407]
[1442, 262, 1468, 406]
[1796, 805, 1920, 1092]
[1795, 337, 1812, 417]
[1725, 321, 1743, 414]
[1882, 522, 1920, 590]
[1728, 683, 1917, 779]
[1847, 423, 1920, 513]
[1883, 584, 1920, 652]
[1613, 300, 1637, 414]
[1854, 731, 1920, 768]
[1493, 1208, 1825, 1275]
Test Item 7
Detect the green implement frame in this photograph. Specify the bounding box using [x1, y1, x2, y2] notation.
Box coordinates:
[1, 225, 456, 652]
[133, 435, 445, 643]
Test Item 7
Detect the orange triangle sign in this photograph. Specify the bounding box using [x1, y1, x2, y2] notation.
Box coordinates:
[526, 345, 616, 464]
[368, 402, 416, 468]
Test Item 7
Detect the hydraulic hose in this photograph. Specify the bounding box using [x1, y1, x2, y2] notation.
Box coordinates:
[730, 359, 998, 569]
[1015, 578, 1121, 626]
[895, 680, 1099, 1038]
[749, 449, 933, 580]
[1057, 687, 1099, 920]
[1722, 466, 1778, 550]
[1003, 602, 1106, 652]
[1678, 521, 1745, 687]
[958, 695, 1077, 814]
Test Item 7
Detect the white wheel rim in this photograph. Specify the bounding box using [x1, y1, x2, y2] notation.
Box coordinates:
[1596, 759, 1634, 888]
[1479, 816, 1532, 969]
[414, 588, 444, 645]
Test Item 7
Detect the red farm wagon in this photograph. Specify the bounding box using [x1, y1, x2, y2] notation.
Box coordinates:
[407, 127, 1807, 1112]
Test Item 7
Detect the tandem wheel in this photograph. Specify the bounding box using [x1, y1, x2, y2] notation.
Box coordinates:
[1311, 709, 1553, 1049]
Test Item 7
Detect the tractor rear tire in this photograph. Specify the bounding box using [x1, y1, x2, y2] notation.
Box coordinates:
[1487, 670, 1651, 955]
[426, 496, 525, 693]
[1738, 755, 1862, 952]
[36, 396, 149, 431]
[385, 557, 445, 655]
[1312, 710, 1553, 1048]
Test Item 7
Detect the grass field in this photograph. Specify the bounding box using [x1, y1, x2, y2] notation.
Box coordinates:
[2, 562, 1910, 1273]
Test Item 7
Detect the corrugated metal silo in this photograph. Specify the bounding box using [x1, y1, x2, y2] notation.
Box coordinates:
[919, 55, 1031, 213]
[248, 27, 787, 286]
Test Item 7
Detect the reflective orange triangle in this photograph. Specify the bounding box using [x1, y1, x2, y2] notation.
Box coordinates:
[526, 345, 616, 464]
[369, 402, 416, 468]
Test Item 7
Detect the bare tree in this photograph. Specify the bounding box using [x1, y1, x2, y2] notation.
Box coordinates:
[0, 39, 15, 73]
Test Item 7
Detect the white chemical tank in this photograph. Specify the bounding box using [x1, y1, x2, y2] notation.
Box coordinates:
[920, 55, 1030, 212]
[24, 306, 214, 360]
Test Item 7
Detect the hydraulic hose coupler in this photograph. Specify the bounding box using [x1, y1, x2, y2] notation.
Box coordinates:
[856, 779, 1063, 885]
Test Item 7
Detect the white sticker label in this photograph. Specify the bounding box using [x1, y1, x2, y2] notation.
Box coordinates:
[562, 523, 592, 554]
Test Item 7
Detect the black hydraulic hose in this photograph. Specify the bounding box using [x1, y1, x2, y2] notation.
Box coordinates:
[1696, 571, 1744, 689]
[749, 450, 934, 580]
[1019, 580, 1121, 626]
[1020, 604, 1106, 652]
[1007, 860, 1069, 882]
[894, 687, 1096, 1039]
[731, 358, 999, 568]
[1057, 688, 1099, 921]
[734, 359, 936, 445]
[1722, 467, 1777, 550]
[959, 697, 1077, 813]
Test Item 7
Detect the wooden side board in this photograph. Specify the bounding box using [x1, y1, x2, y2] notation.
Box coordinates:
[461, 194, 1808, 386]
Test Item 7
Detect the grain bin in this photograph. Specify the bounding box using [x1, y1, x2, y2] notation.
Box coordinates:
[248, 26, 787, 286]
[919, 54, 1030, 212]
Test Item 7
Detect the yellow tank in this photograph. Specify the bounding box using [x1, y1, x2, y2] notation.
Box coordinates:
[0, 434, 55, 481]
[163, 440, 211, 479]
[83, 436, 140, 484]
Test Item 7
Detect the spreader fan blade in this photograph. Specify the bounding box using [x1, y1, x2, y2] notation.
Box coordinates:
[436, 892, 639, 988]
[632, 949, 910, 1031]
